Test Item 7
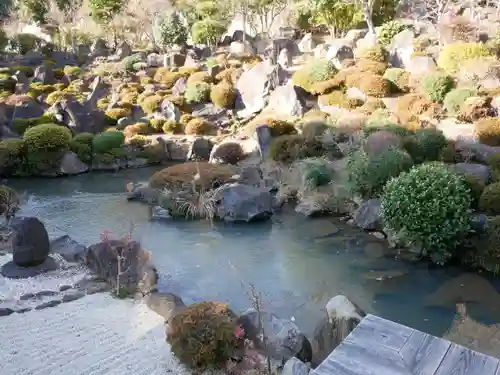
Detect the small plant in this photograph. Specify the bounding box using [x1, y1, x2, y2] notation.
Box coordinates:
[479, 182, 500, 215]
[210, 81, 236, 109]
[438, 42, 494, 75]
[419, 72, 454, 102]
[156, 11, 188, 49]
[292, 58, 337, 93]
[184, 82, 211, 104]
[356, 44, 388, 62]
[92, 131, 125, 153]
[185, 118, 214, 135]
[443, 87, 477, 115]
[378, 20, 408, 46]
[381, 162, 472, 265]
[403, 128, 447, 164]
[383, 68, 410, 93]
[140, 95, 164, 114]
[162, 120, 183, 134]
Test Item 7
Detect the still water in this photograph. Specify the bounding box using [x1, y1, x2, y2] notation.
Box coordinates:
[7, 167, 500, 342]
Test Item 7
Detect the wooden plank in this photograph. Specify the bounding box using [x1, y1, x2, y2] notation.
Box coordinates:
[399, 330, 451, 375]
[312, 339, 412, 375]
[345, 314, 414, 351]
[434, 343, 500, 375]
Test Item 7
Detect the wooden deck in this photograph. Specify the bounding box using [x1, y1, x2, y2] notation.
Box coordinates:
[311, 314, 500, 375]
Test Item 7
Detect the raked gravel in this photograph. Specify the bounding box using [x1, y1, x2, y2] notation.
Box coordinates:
[0, 293, 190, 375]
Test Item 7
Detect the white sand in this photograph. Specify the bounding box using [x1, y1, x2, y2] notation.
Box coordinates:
[0, 293, 190, 375]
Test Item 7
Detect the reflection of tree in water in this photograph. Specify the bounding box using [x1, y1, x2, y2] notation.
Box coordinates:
[444, 303, 500, 358]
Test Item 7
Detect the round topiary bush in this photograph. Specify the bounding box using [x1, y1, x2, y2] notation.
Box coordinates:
[153, 69, 183, 88]
[269, 135, 325, 162]
[180, 114, 195, 126]
[140, 95, 164, 114]
[184, 82, 211, 104]
[443, 87, 477, 115]
[186, 71, 213, 85]
[381, 162, 472, 264]
[211, 142, 245, 165]
[347, 73, 392, 98]
[363, 130, 403, 156]
[105, 108, 132, 126]
[46, 90, 72, 105]
[124, 123, 151, 137]
[24, 124, 72, 152]
[149, 118, 166, 132]
[291, 59, 337, 93]
[168, 301, 240, 371]
[185, 118, 215, 135]
[69, 132, 94, 163]
[318, 91, 362, 109]
[162, 120, 183, 134]
[403, 128, 447, 164]
[92, 131, 125, 153]
[475, 117, 500, 146]
[346, 148, 413, 199]
[210, 82, 236, 109]
[419, 72, 454, 102]
[438, 42, 494, 74]
[479, 182, 500, 214]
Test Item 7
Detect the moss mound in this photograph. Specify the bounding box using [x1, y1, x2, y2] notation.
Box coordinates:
[210, 82, 236, 109]
[269, 134, 325, 162]
[162, 120, 183, 134]
[185, 118, 215, 135]
[92, 131, 125, 153]
[291, 59, 337, 93]
[438, 42, 494, 74]
[475, 117, 500, 146]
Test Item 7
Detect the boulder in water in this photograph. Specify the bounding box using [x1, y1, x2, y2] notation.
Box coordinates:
[11, 217, 50, 267]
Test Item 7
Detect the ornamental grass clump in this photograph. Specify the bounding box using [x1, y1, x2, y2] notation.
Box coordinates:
[381, 162, 472, 265]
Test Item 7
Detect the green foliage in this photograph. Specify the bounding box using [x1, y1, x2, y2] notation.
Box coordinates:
[184, 82, 211, 104]
[210, 82, 236, 108]
[419, 72, 454, 102]
[212, 142, 244, 164]
[479, 182, 500, 215]
[21, 0, 48, 23]
[300, 157, 334, 188]
[0, 29, 8, 52]
[383, 68, 410, 92]
[70, 132, 94, 164]
[156, 11, 188, 49]
[269, 135, 325, 162]
[89, 0, 125, 23]
[403, 128, 447, 164]
[346, 148, 413, 199]
[292, 58, 337, 92]
[7, 33, 43, 54]
[308, 0, 363, 36]
[0, 139, 24, 176]
[92, 131, 125, 153]
[378, 20, 408, 46]
[443, 87, 477, 116]
[63, 66, 82, 76]
[122, 54, 143, 72]
[11, 114, 56, 135]
[438, 42, 494, 74]
[140, 95, 164, 114]
[381, 162, 472, 265]
[356, 44, 388, 62]
[185, 118, 214, 135]
[24, 124, 72, 152]
[149, 118, 166, 132]
[191, 19, 225, 46]
[162, 120, 183, 134]
[466, 216, 500, 274]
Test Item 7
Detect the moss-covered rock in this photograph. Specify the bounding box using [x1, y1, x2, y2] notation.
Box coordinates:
[162, 120, 183, 134]
[185, 118, 215, 135]
[291, 59, 337, 93]
[419, 72, 454, 102]
[210, 82, 236, 109]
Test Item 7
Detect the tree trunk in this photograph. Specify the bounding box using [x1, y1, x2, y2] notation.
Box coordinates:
[364, 8, 375, 36]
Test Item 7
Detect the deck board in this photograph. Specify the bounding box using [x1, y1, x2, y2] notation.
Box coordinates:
[311, 314, 500, 375]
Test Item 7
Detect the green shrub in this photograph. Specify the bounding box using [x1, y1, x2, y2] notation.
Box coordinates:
[292, 59, 337, 93]
[364, 123, 413, 138]
[180, 114, 195, 126]
[140, 95, 164, 114]
[438, 42, 494, 74]
[210, 82, 236, 108]
[318, 91, 362, 109]
[269, 135, 325, 162]
[8, 33, 42, 54]
[465, 216, 500, 274]
[154, 69, 183, 88]
[185, 118, 214, 135]
[475, 118, 500, 146]
[46, 91, 73, 106]
[92, 131, 125, 153]
[460, 174, 485, 209]
[24, 124, 72, 152]
[122, 54, 143, 72]
[191, 19, 225, 46]
[350, 73, 392, 98]
[63, 66, 82, 76]
[346, 148, 413, 199]
[184, 82, 211, 104]
[381, 162, 472, 264]
[162, 120, 183, 134]
[419, 72, 454, 102]
[150, 118, 166, 132]
[211, 142, 244, 165]
[356, 44, 388, 62]
[383, 68, 410, 92]
[479, 182, 500, 214]
[156, 11, 188, 48]
[124, 123, 151, 137]
[300, 157, 334, 188]
[403, 128, 447, 164]
[378, 20, 408, 46]
[0, 139, 24, 175]
[443, 87, 477, 116]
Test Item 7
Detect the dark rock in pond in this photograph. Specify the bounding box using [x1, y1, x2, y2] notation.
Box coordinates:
[0, 256, 58, 279]
[216, 183, 273, 223]
[11, 217, 50, 267]
[362, 269, 408, 281]
[145, 291, 186, 322]
[84, 240, 158, 295]
[237, 308, 311, 363]
[15, 307, 32, 313]
[59, 284, 72, 292]
[35, 300, 62, 310]
[187, 137, 214, 162]
[62, 291, 85, 303]
[0, 307, 14, 316]
[311, 295, 365, 366]
[50, 234, 87, 262]
[150, 206, 172, 221]
[352, 199, 382, 231]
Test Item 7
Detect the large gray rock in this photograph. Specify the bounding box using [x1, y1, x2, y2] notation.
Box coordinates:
[58, 151, 89, 175]
[326, 40, 354, 65]
[266, 84, 305, 117]
[50, 234, 87, 262]
[160, 99, 180, 122]
[311, 295, 365, 366]
[86, 76, 109, 110]
[126, 182, 160, 204]
[237, 308, 312, 363]
[453, 163, 490, 183]
[187, 137, 214, 161]
[11, 217, 50, 267]
[145, 291, 186, 322]
[388, 28, 415, 68]
[405, 55, 437, 76]
[33, 65, 56, 85]
[298, 33, 315, 53]
[53, 98, 107, 133]
[235, 60, 286, 119]
[216, 183, 273, 222]
[352, 199, 382, 231]
[85, 240, 158, 295]
[254, 125, 272, 161]
[282, 357, 310, 375]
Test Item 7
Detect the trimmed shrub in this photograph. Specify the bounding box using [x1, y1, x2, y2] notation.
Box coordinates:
[269, 135, 325, 162]
[105, 108, 131, 125]
[156, 11, 188, 48]
[475, 117, 500, 146]
[355, 59, 388, 75]
[318, 91, 362, 109]
[394, 94, 442, 127]
[460, 174, 485, 209]
[266, 119, 297, 137]
[141, 95, 164, 114]
[180, 114, 195, 126]
[63, 66, 82, 76]
[210, 82, 236, 109]
[184, 82, 210, 104]
[69, 132, 94, 163]
[211, 142, 245, 165]
[403, 128, 447, 164]
[11, 114, 56, 135]
[419, 72, 454, 102]
[0, 139, 24, 175]
[150, 118, 166, 132]
[46, 90, 72, 105]
[438, 42, 494, 74]
[153, 69, 183, 88]
[439, 140, 463, 164]
[162, 120, 183, 134]
[466, 216, 500, 274]
[291, 59, 337, 93]
[300, 158, 334, 188]
[127, 135, 149, 148]
[186, 71, 213, 85]
[24, 124, 72, 152]
[346, 148, 413, 199]
[443, 87, 477, 115]
[378, 20, 408, 46]
[363, 130, 402, 156]
[356, 44, 388, 62]
[383, 68, 410, 92]
[479, 182, 500, 214]
[347, 73, 392, 98]
[185, 118, 215, 135]
[149, 162, 234, 190]
[124, 123, 151, 137]
[381, 162, 472, 264]
[92, 131, 125, 153]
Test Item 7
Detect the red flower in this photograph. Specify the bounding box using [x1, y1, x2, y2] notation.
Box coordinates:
[234, 325, 245, 338]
